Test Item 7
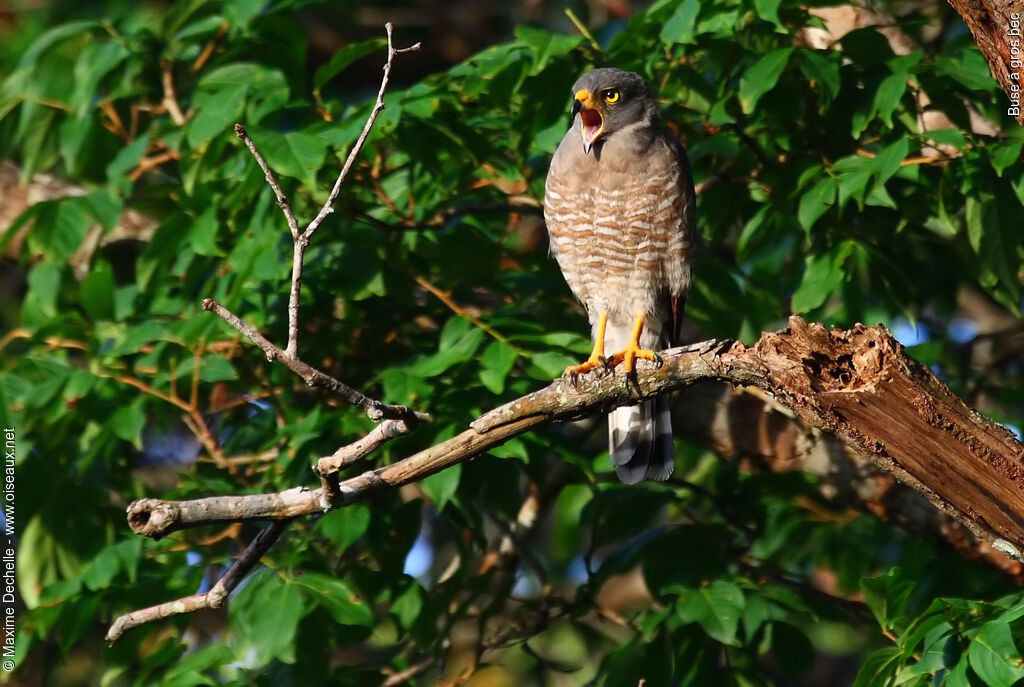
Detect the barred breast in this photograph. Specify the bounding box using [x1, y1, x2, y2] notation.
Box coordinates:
[544, 128, 693, 343]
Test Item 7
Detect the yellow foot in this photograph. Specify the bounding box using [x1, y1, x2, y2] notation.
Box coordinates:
[563, 354, 607, 384]
[563, 311, 610, 384]
[604, 312, 663, 376]
[605, 345, 662, 376]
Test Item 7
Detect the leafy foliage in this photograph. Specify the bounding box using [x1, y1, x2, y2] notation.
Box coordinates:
[1, 0, 1022, 684]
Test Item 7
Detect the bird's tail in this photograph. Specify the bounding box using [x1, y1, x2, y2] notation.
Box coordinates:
[608, 393, 674, 484]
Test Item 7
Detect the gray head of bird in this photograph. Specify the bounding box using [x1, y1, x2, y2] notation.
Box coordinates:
[569, 68, 658, 155]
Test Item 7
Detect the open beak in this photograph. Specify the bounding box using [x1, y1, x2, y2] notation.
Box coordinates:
[573, 89, 604, 155]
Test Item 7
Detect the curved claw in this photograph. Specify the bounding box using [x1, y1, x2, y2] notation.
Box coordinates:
[563, 356, 604, 385]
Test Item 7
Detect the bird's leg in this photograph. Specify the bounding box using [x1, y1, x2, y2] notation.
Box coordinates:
[605, 313, 663, 376]
[563, 311, 609, 384]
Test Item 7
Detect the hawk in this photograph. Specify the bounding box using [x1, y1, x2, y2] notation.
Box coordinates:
[543, 68, 696, 484]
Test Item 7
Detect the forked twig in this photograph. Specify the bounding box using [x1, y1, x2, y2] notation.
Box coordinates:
[208, 24, 425, 423]
[106, 519, 293, 643]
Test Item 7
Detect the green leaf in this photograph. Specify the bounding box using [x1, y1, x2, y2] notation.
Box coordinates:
[409, 324, 485, 377]
[84, 188, 123, 232]
[513, 26, 582, 72]
[111, 399, 145, 447]
[231, 571, 304, 665]
[186, 83, 247, 149]
[874, 136, 909, 186]
[70, 40, 129, 116]
[80, 543, 123, 591]
[421, 463, 461, 510]
[660, 0, 701, 45]
[937, 47, 1001, 91]
[106, 134, 149, 189]
[391, 580, 424, 630]
[314, 38, 387, 91]
[753, 0, 783, 28]
[798, 49, 841, 102]
[162, 644, 236, 687]
[319, 504, 371, 552]
[80, 260, 115, 321]
[28, 197, 92, 261]
[832, 155, 874, 209]
[990, 139, 1023, 177]
[791, 241, 854, 313]
[874, 72, 908, 128]
[852, 647, 902, 687]
[186, 207, 225, 257]
[524, 351, 575, 380]
[797, 176, 837, 232]
[16, 20, 98, 71]
[479, 340, 518, 394]
[253, 130, 329, 187]
[861, 567, 915, 632]
[223, 0, 266, 30]
[675, 580, 745, 646]
[293, 573, 373, 627]
[968, 620, 1024, 686]
[966, 195, 1018, 306]
[739, 48, 793, 114]
[24, 262, 62, 323]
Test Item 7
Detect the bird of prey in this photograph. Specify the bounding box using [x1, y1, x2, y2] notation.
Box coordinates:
[543, 68, 696, 484]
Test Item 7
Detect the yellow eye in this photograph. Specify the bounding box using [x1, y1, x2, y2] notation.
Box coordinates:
[602, 89, 620, 104]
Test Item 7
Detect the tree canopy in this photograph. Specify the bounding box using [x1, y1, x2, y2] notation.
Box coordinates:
[1, 0, 1022, 685]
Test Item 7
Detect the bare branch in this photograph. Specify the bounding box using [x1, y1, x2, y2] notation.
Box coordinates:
[160, 60, 188, 126]
[124, 320, 1024, 559]
[113, 318, 1024, 645]
[201, 298, 428, 423]
[281, 23, 419, 356]
[304, 22, 422, 242]
[317, 417, 417, 482]
[126, 488, 317, 538]
[209, 25, 424, 417]
[106, 519, 292, 643]
[234, 123, 300, 238]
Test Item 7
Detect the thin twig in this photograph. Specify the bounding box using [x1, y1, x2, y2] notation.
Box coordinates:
[316, 417, 417, 475]
[223, 24, 423, 403]
[129, 149, 180, 181]
[106, 519, 292, 643]
[317, 417, 418, 505]
[303, 23, 421, 242]
[234, 123, 300, 238]
[121, 339, 737, 539]
[160, 61, 188, 126]
[191, 22, 228, 73]
[381, 656, 437, 686]
[410, 272, 515, 348]
[565, 9, 602, 53]
[282, 23, 420, 355]
[202, 298, 428, 423]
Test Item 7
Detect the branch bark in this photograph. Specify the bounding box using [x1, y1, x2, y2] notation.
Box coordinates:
[675, 382, 1022, 577]
[946, 0, 1024, 124]
[106, 519, 292, 643]
[123, 318, 1024, 560]
[206, 24, 426, 423]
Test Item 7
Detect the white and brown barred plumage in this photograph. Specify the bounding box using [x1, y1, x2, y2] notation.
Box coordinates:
[543, 68, 696, 483]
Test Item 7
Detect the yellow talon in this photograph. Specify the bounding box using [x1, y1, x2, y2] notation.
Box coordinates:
[563, 312, 609, 383]
[604, 313, 659, 375]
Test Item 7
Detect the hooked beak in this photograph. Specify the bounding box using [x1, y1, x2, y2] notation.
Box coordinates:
[573, 89, 604, 155]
